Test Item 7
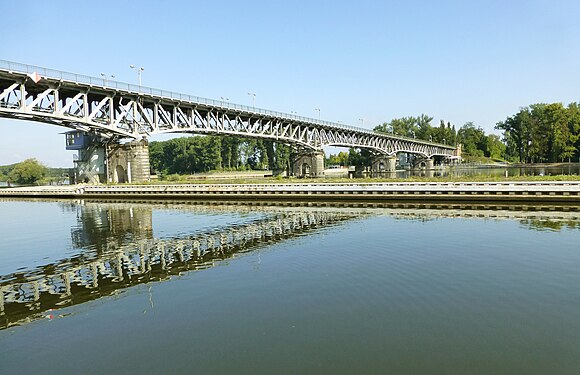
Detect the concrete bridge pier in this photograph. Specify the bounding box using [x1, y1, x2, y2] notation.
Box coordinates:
[371, 155, 397, 178]
[372, 155, 397, 172]
[413, 157, 435, 170]
[292, 151, 325, 178]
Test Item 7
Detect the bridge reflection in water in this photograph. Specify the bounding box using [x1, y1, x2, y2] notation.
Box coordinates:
[1, 200, 579, 330]
[0, 201, 357, 329]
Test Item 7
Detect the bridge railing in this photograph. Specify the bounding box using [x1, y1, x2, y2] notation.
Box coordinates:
[0, 59, 453, 149]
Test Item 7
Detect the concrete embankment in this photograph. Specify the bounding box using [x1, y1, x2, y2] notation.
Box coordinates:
[1, 182, 580, 203]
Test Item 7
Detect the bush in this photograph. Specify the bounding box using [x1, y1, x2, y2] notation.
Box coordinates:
[8, 159, 47, 185]
[163, 174, 183, 182]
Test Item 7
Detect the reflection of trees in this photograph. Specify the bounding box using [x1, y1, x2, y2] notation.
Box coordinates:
[520, 219, 580, 232]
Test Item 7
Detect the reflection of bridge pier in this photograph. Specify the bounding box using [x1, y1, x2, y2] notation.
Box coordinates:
[72, 201, 153, 251]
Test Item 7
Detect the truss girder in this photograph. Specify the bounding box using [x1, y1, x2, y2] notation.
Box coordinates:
[0, 70, 455, 157]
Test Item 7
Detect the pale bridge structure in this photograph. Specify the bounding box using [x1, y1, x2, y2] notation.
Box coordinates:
[0, 60, 459, 182]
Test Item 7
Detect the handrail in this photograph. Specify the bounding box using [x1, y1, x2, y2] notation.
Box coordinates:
[0, 59, 454, 149]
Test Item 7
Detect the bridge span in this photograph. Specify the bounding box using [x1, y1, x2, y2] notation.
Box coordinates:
[0, 60, 459, 182]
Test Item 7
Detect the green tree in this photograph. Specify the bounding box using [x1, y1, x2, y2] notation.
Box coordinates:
[482, 134, 506, 159]
[415, 114, 434, 140]
[326, 151, 349, 166]
[8, 159, 47, 184]
[375, 116, 419, 138]
[567, 102, 580, 162]
[457, 122, 486, 157]
[271, 142, 291, 171]
[347, 148, 373, 166]
[497, 102, 580, 163]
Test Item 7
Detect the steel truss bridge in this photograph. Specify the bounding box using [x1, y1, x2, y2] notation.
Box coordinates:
[0, 60, 456, 158]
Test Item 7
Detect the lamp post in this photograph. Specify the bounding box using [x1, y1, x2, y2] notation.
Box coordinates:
[247, 92, 256, 108]
[359, 118, 364, 127]
[443, 138, 446, 145]
[221, 97, 229, 102]
[314, 107, 320, 120]
[100, 73, 115, 87]
[129, 65, 144, 86]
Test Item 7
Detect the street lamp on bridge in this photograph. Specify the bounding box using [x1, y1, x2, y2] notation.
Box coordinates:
[247, 92, 256, 109]
[314, 107, 320, 120]
[129, 65, 144, 86]
[100, 73, 115, 87]
[359, 118, 364, 127]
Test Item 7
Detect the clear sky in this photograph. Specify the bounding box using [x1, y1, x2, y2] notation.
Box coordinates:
[1, 0, 579, 167]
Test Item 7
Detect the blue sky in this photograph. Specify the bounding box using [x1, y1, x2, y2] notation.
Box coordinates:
[1, 0, 579, 166]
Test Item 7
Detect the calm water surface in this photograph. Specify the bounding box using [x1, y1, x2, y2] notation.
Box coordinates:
[1, 199, 580, 374]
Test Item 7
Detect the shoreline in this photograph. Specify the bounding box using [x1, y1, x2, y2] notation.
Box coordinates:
[1, 181, 579, 203]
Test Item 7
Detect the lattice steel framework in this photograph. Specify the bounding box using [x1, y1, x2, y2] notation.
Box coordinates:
[0, 60, 456, 157]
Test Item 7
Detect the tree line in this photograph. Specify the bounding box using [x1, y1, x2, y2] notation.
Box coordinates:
[340, 114, 506, 164]
[340, 102, 580, 164]
[496, 102, 580, 163]
[149, 136, 292, 175]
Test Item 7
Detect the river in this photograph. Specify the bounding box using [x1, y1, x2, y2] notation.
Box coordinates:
[1, 199, 580, 374]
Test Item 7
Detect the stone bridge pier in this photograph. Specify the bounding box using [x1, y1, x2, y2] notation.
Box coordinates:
[292, 151, 325, 178]
[372, 155, 397, 172]
[413, 157, 434, 170]
[106, 138, 151, 183]
[371, 155, 397, 177]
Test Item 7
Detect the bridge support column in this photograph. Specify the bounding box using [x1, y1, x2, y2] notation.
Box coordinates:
[372, 156, 397, 172]
[292, 151, 324, 178]
[413, 157, 435, 171]
[371, 155, 397, 178]
[106, 138, 151, 183]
